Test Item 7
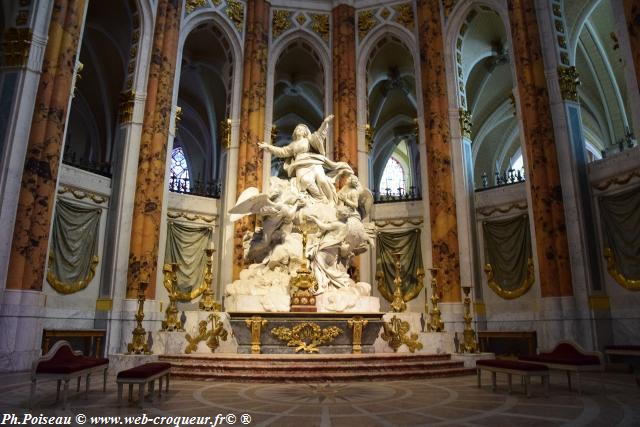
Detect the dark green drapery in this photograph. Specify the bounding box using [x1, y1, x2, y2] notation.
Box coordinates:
[376, 228, 423, 301]
[483, 214, 532, 297]
[599, 187, 640, 284]
[164, 220, 213, 300]
[47, 198, 101, 294]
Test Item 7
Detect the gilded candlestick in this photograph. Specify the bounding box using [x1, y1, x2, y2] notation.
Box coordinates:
[462, 286, 478, 353]
[427, 268, 444, 332]
[200, 247, 221, 311]
[127, 280, 152, 354]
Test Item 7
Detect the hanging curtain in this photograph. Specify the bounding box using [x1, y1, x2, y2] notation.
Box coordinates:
[376, 228, 424, 302]
[483, 214, 534, 299]
[599, 187, 640, 289]
[47, 198, 101, 294]
[164, 220, 213, 301]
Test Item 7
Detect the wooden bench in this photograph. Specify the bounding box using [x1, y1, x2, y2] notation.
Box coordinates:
[30, 340, 109, 409]
[519, 340, 603, 395]
[477, 359, 549, 397]
[604, 345, 640, 362]
[117, 362, 171, 407]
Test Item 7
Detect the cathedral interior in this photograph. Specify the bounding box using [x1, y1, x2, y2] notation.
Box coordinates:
[0, 0, 639, 424]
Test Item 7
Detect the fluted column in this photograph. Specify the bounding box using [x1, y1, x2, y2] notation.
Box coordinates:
[6, 0, 86, 291]
[416, 1, 461, 302]
[508, 0, 572, 297]
[624, 0, 640, 87]
[126, 0, 181, 299]
[233, 0, 270, 279]
[332, 4, 357, 171]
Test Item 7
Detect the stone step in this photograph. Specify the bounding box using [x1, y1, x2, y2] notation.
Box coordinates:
[159, 353, 451, 364]
[169, 367, 475, 382]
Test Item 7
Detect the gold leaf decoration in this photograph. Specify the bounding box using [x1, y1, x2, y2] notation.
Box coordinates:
[393, 3, 414, 29]
[484, 258, 535, 299]
[380, 316, 423, 352]
[226, 0, 244, 31]
[604, 248, 640, 290]
[310, 13, 329, 42]
[358, 10, 377, 40]
[184, 313, 228, 354]
[47, 254, 99, 295]
[271, 322, 343, 353]
[185, 0, 208, 15]
[272, 9, 292, 38]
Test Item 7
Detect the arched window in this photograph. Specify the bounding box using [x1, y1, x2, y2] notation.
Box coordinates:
[170, 147, 190, 191]
[380, 156, 405, 195]
[510, 151, 524, 172]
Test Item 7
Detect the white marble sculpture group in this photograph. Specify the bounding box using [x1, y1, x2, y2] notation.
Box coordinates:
[224, 115, 380, 312]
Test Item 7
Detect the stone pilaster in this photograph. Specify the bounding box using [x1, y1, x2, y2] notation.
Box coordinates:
[126, 0, 181, 299]
[6, 0, 86, 291]
[332, 4, 357, 171]
[416, 0, 461, 302]
[624, 0, 640, 88]
[233, 0, 270, 279]
[507, 0, 572, 297]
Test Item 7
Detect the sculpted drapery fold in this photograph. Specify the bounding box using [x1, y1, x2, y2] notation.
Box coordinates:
[7, 0, 86, 291]
[233, 0, 270, 279]
[507, 0, 573, 297]
[416, 0, 461, 302]
[126, 0, 182, 298]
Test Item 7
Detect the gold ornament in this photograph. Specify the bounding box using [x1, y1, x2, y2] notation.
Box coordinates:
[459, 108, 472, 139]
[365, 123, 373, 152]
[393, 3, 414, 29]
[2, 27, 32, 67]
[161, 264, 184, 332]
[118, 90, 136, 124]
[199, 247, 221, 311]
[347, 316, 368, 354]
[289, 221, 318, 312]
[271, 322, 342, 353]
[380, 316, 423, 353]
[358, 10, 376, 40]
[184, 313, 228, 354]
[310, 13, 329, 42]
[461, 286, 478, 353]
[127, 281, 152, 355]
[390, 254, 407, 312]
[46, 253, 99, 295]
[185, 0, 208, 14]
[427, 268, 444, 332]
[245, 316, 267, 354]
[558, 66, 580, 102]
[220, 118, 232, 149]
[225, 0, 244, 31]
[272, 10, 292, 38]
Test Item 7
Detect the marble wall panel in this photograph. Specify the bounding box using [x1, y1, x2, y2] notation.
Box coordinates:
[6, 0, 86, 292]
[416, 0, 461, 302]
[507, 0, 573, 298]
[127, 0, 181, 299]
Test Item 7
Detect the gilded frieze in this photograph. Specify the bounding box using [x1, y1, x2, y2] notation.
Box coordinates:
[226, 0, 245, 32]
[310, 13, 329, 43]
[272, 9, 292, 38]
[393, 3, 414, 29]
[357, 10, 376, 40]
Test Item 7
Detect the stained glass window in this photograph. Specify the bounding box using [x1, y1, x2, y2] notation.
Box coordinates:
[380, 156, 405, 195]
[170, 147, 190, 191]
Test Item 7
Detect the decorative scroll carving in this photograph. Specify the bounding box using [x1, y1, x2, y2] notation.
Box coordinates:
[592, 170, 640, 191]
[477, 203, 528, 218]
[604, 248, 640, 290]
[118, 90, 136, 124]
[393, 3, 414, 29]
[184, 313, 228, 354]
[358, 10, 376, 40]
[484, 258, 535, 299]
[57, 186, 108, 204]
[226, 0, 245, 31]
[2, 27, 32, 67]
[380, 316, 423, 353]
[272, 9, 292, 38]
[167, 210, 216, 223]
[270, 322, 342, 353]
[186, 0, 208, 15]
[374, 218, 423, 228]
[558, 66, 580, 102]
[310, 13, 329, 42]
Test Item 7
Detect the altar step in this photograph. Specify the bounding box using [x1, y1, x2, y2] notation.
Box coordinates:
[159, 353, 474, 382]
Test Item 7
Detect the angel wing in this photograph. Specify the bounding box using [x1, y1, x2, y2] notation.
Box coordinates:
[229, 187, 276, 222]
[357, 187, 374, 221]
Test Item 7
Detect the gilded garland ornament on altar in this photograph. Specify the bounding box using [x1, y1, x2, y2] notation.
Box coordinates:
[380, 315, 423, 353]
[127, 280, 151, 355]
[184, 313, 228, 354]
[461, 286, 478, 353]
[271, 322, 342, 353]
[199, 247, 221, 311]
[427, 268, 445, 332]
[161, 263, 184, 332]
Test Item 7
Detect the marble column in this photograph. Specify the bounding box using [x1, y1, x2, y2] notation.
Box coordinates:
[508, 0, 572, 297]
[416, 0, 461, 302]
[126, 0, 181, 299]
[624, 0, 640, 87]
[332, 4, 357, 172]
[6, 0, 86, 292]
[233, 0, 270, 279]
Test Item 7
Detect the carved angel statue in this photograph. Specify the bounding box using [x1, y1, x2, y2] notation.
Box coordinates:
[258, 115, 353, 203]
[337, 173, 374, 221]
[230, 177, 304, 265]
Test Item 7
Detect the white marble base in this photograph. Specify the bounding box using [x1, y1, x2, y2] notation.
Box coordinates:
[152, 312, 238, 355]
[226, 294, 380, 313]
[315, 294, 380, 313]
[373, 313, 453, 354]
[451, 352, 495, 368]
[107, 354, 159, 375]
[0, 290, 46, 372]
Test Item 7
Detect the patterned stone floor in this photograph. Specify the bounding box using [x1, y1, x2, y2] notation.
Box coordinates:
[0, 371, 638, 426]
